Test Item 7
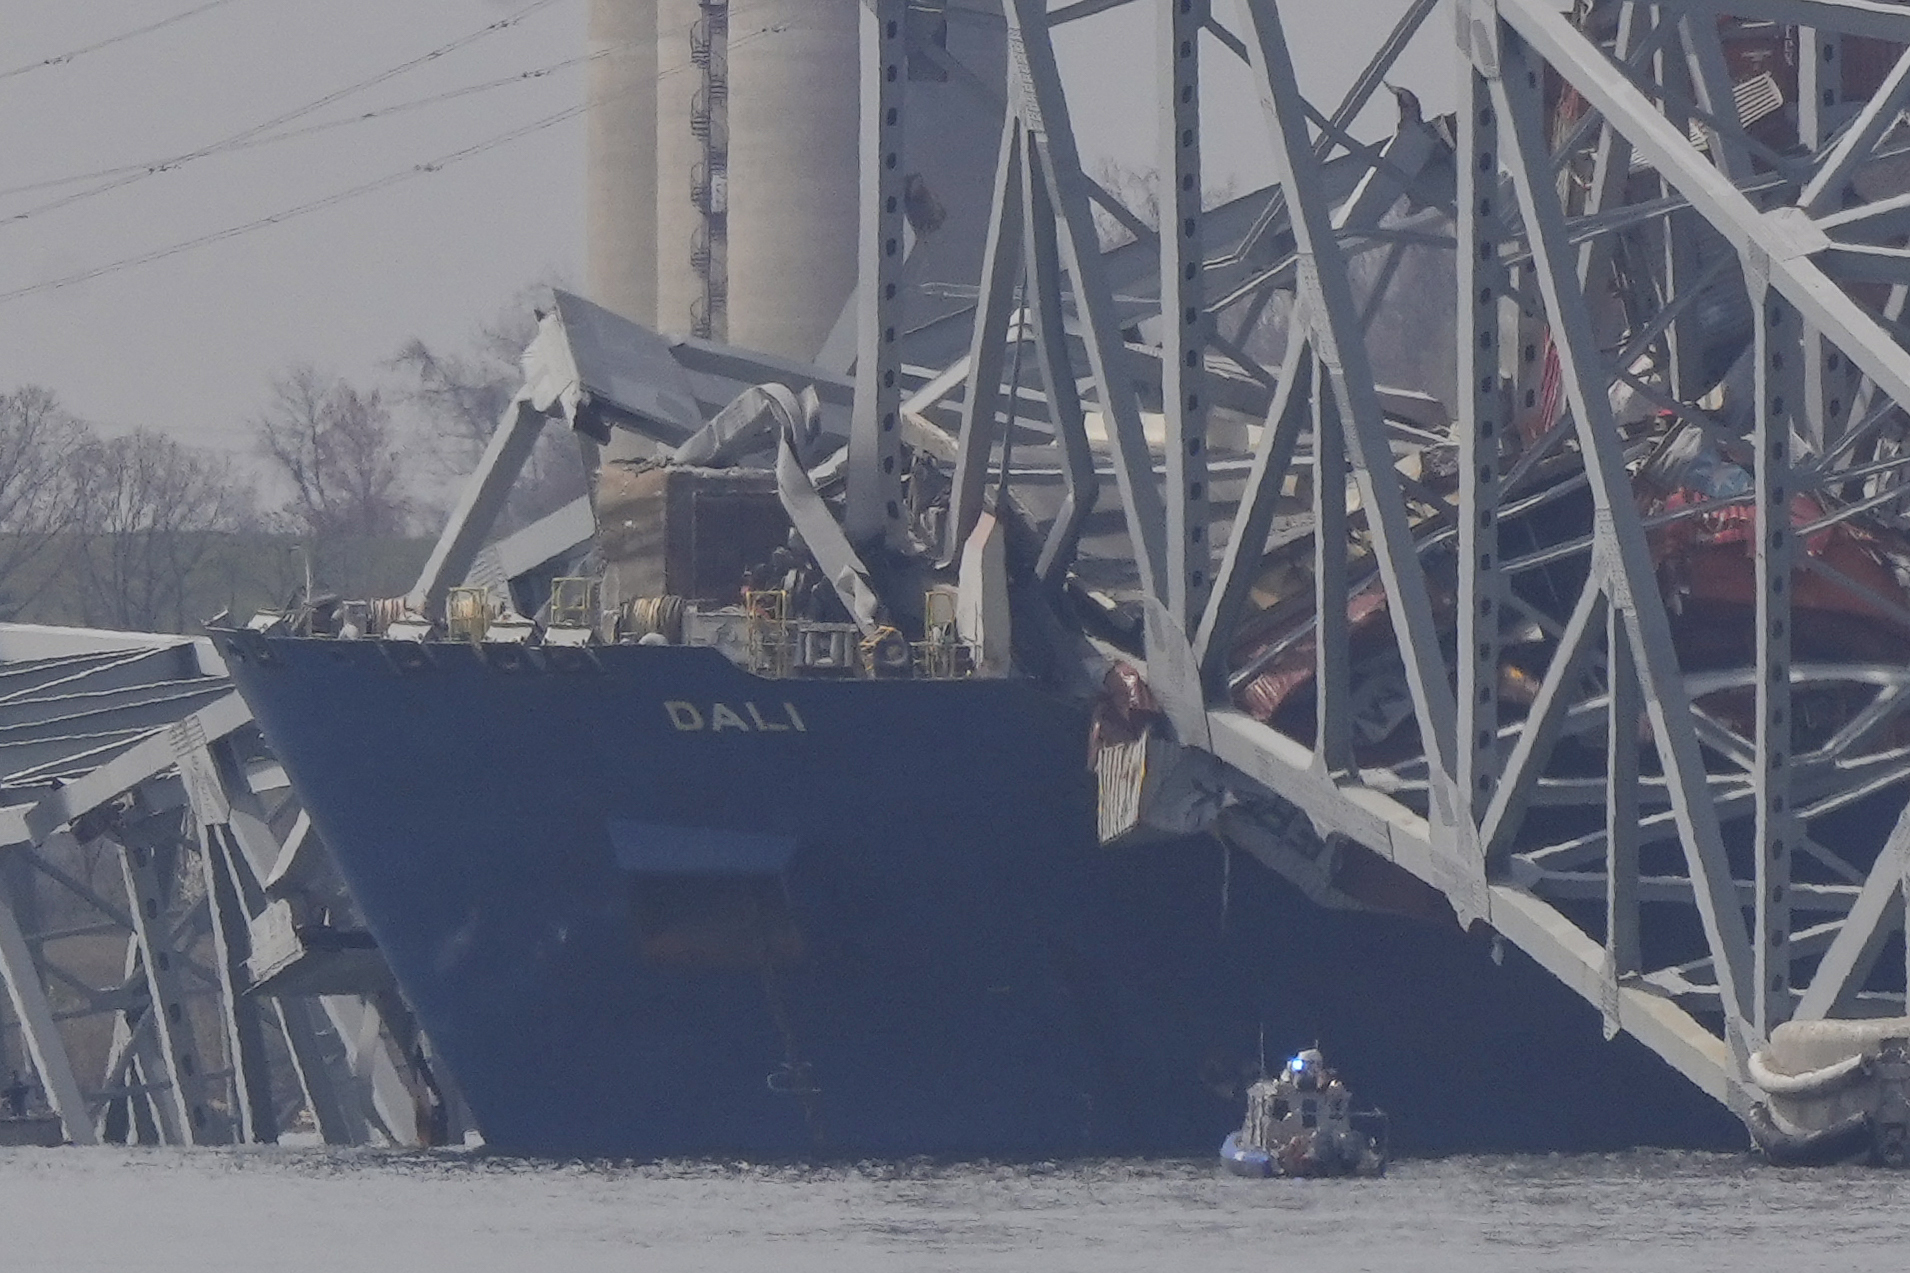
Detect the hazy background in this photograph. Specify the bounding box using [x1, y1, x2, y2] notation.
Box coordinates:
[0, 0, 1456, 470]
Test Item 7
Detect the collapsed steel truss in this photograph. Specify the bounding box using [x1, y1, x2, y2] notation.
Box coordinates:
[872, 0, 1910, 1115]
[0, 627, 435, 1146]
[394, 0, 1910, 1130]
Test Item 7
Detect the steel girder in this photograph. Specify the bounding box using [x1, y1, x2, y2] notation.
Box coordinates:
[0, 626, 430, 1148]
[884, 0, 1910, 1123]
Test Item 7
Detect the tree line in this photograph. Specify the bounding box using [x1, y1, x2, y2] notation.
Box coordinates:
[0, 287, 584, 634]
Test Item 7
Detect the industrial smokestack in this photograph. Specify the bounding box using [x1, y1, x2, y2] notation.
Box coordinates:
[725, 0, 860, 362]
[655, 0, 707, 339]
[586, 0, 660, 327]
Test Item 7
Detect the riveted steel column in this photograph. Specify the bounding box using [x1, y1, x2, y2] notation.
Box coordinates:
[846, 0, 911, 546]
[1797, 27, 1844, 458]
[1457, 56, 1504, 824]
[1161, 0, 1209, 627]
[1799, 27, 1842, 157]
[1751, 257, 1797, 1040]
[1490, 14, 1756, 1050]
[1605, 600, 1641, 1001]
[1312, 361, 1351, 774]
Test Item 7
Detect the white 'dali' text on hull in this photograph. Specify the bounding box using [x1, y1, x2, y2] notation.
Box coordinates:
[663, 701, 809, 733]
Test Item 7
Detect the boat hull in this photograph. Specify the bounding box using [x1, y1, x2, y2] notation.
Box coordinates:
[1219, 1131, 1274, 1177]
[220, 634, 1741, 1159]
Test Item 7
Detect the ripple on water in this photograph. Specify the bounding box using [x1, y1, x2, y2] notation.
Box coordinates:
[0, 1147, 1905, 1273]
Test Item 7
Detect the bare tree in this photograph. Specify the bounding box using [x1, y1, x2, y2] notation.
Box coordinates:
[1090, 159, 1162, 249]
[1088, 159, 1240, 249]
[0, 387, 90, 618]
[390, 285, 588, 533]
[253, 366, 416, 541]
[73, 430, 251, 632]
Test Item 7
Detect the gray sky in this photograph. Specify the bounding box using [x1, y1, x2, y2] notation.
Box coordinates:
[0, 0, 1452, 463]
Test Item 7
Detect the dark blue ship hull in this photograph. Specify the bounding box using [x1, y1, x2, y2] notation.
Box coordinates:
[220, 634, 1741, 1158]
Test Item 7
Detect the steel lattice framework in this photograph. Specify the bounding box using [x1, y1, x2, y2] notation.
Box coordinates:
[397, 0, 1910, 1132]
[867, 0, 1910, 1116]
[0, 627, 438, 1146]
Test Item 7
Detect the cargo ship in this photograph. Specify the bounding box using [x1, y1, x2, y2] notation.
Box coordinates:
[209, 0, 1910, 1160]
[218, 607, 1742, 1158]
[213, 282, 1747, 1159]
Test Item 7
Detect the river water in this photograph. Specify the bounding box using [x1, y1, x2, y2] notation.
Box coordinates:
[2, 1148, 1906, 1271]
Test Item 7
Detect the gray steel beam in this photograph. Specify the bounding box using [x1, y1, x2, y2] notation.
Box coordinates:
[1677, 0, 1910, 45]
[199, 825, 274, 1142]
[1006, 0, 1168, 599]
[0, 628, 209, 670]
[1676, 14, 1751, 183]
[1752, 278, 1798, 1039]
[845, 0, 910, 547]
[1501, 0, 1910, 425]
[1312, 363, 1352, 774]
[1792, 800, 1908, 1021]
[1206, 706, 1741, 1105]
[320, 994, 418, 1146]
[488, 498, 595, 586]
[1022, 126, 1099, 584]
[115, 836, 218, 1143]
[948, 118, 1025, 562]
[1606, 603, 1641, 983]
[1457, 58, 1504, 822]
[0, 681, 228, 736]
[1802, 43, 1910, 215]
[1526, 871, 1857, 910]
[1654, 17, 1708, 408]
[0, 868, 92, 1143]
[1487, 12, 1757, 1048]
[1193, 327, 1310, 681]
[408, 395, 543, 619]
[13, 693, 252, 846]
[175, 732, 277, 1143]
[273, 997, 367, 1146]
[1798, 27, 1843, 156]
[1160, 0, 1209, 628]
[1481, 577, 1605, 863]
[1241, 0, 1461, 821]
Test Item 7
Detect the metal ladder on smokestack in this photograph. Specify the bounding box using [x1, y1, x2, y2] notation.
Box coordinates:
[689, 0, 730, 340]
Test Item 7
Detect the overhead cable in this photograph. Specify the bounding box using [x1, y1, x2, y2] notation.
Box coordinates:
[0, 103, 586, 305]
[0, 20, 790, 306]
[0, 49, 604, 202]
[0, 0, 566, 227]
[0, 0, 245, 84]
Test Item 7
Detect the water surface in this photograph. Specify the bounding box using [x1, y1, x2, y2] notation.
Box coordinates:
[2, 1149, 1905, 1271]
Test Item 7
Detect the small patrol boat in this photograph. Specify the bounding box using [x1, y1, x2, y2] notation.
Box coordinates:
[1220, 1047, 1388, 1178]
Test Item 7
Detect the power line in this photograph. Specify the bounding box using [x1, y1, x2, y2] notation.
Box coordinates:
[0, 105, 585, 306]
[0, 0, 567, 227]
[0, 20, 790, 307]
[0, 51, 603, 202]
[0, 0, 245, 84]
